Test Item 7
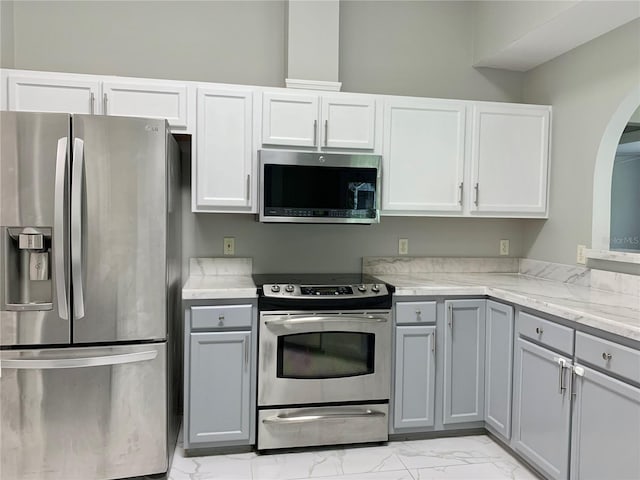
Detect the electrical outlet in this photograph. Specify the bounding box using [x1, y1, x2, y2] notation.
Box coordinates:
[223, 237, 235, 256]
[499, 239, 509, 256]
[398, 238, 409, 255]
[577, 244, 587, 264]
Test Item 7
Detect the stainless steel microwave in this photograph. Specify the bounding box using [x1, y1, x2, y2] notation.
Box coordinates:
[259, 150, 382, 224]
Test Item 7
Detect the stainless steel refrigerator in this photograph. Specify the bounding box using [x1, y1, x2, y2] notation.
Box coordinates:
[0, 111, 182, 479]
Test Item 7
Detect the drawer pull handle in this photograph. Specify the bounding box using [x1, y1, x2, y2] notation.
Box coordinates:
[218, 315, 225, 326]
[536, 327, 543, 334]
[602, 352, 612, 361]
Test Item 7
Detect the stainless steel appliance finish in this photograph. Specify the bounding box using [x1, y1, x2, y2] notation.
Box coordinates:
[258, 404, 389, 450]
[258, 310, 391, 407]
[258, 150, 382, 224]
[1, 343, 167, 479]
[0, 111, 182, 480]
[255, 273, 392, 450]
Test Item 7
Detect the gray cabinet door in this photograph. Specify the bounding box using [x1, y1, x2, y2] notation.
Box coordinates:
[443, 299, 486, 424]
[571, 364, 640, 480]
[393, 325, 436, 430]
[484, 300, 514, 440]
[189, 331, 251, 444]
[512, 337, 571, 480]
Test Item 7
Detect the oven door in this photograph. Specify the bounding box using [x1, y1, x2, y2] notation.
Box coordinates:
[258, 311, 391, 406]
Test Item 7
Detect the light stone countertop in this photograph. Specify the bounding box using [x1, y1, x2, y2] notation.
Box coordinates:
[180, 257, 639, 342]
[376, 272, 640, 342]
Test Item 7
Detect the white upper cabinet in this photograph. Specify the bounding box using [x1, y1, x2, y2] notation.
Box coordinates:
[8, 75, 101, 115]
[262, 92, 318, 147]
[470, 103, 550, 216]
[381, 97, 550, 218]
[261, 91, 376, 150]
[382, 97, 466, 213]
[102, 80, 188, 129]
[321, 95, 376, 149]
[3, 70, 192, 132]
[194, 86, 255, 212]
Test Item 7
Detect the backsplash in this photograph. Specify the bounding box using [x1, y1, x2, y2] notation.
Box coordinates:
[189, 257, 252, 276]
[362, 256, 639, 298]
[519, 258, 639, 297]
[363, 257, 519, 275]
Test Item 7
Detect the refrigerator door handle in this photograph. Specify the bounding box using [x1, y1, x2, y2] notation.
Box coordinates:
[71, 138, 85, 319]
[54, 137, 69, 320]
[0, 350, 157, 369]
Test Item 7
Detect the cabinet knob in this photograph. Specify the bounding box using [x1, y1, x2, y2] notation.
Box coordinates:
[535, 327, 543, 335]
[602, 352, 612, 361]
[218, 315, 225, 326]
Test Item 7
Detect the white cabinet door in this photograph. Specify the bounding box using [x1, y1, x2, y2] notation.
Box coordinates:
[102, 80, 188, 129]
[8, 75, 101, 114]
[382, 97, 466, 213]
[195, 87, 254, 211]
[262, 92, 319, 147]
[470, 103, 550, 216]
[320, 95, 376, 149]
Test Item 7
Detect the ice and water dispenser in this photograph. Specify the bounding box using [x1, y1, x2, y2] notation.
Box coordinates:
[2, 227, 53, 310]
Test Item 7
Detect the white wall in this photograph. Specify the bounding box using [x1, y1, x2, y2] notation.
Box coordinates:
[473, 0, 578, 65]
[11, 0, 286, 86]
[0, 0, 15, 68]
[8, 1, 531, 273]
[522, 18, 640, 264]
[340, 0, 524, 101]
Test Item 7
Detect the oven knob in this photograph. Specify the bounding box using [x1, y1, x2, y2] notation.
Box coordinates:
[371, 284, 380, 293]
[357, 284, 367, 292]
[285, 284, 295, 293]
[270, 285, 281, 293]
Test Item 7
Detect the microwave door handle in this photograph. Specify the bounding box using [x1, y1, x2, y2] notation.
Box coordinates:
[54, 137, 69, 320]
[71, 138, 85, 319]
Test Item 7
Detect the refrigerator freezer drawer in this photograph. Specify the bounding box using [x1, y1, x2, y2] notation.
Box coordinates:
[0, 342, 167, 480]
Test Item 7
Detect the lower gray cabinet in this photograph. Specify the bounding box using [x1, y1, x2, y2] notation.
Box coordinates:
[443, 299, 486, 425]
[189, 331, 251, 444]
[184, 302, 256, 450]
[393, 325, 436, 429]
[570, 366, 640, 479]
[512, 337, 572, 480]
[484, 300, 514, 440]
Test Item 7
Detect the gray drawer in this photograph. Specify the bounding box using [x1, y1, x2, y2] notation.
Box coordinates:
[576, 331, 640, 385]
[517, 311, 574, 355]
[191, 304, 253, 330]
[396, 301, 437, 324]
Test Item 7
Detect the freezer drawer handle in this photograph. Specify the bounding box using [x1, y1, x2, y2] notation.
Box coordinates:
[54, 137, 70, 320]
[262, 408, 386, 425]
[71, 138, 86, 319]
[0, 350, 158, 370]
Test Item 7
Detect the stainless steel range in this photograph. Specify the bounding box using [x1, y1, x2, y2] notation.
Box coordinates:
[254, 274, 393, 451]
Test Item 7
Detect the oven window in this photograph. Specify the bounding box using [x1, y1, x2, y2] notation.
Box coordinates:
[277, 331, 375, 379]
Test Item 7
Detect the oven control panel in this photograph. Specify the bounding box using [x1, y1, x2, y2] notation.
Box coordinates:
[263, 283, 389, 299]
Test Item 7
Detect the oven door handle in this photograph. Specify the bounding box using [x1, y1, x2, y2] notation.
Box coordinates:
[262, 408, 386, 425]
[264, 315, 388, 328]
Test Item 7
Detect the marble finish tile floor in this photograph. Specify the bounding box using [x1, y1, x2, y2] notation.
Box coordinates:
[169, 434, 539, 480]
